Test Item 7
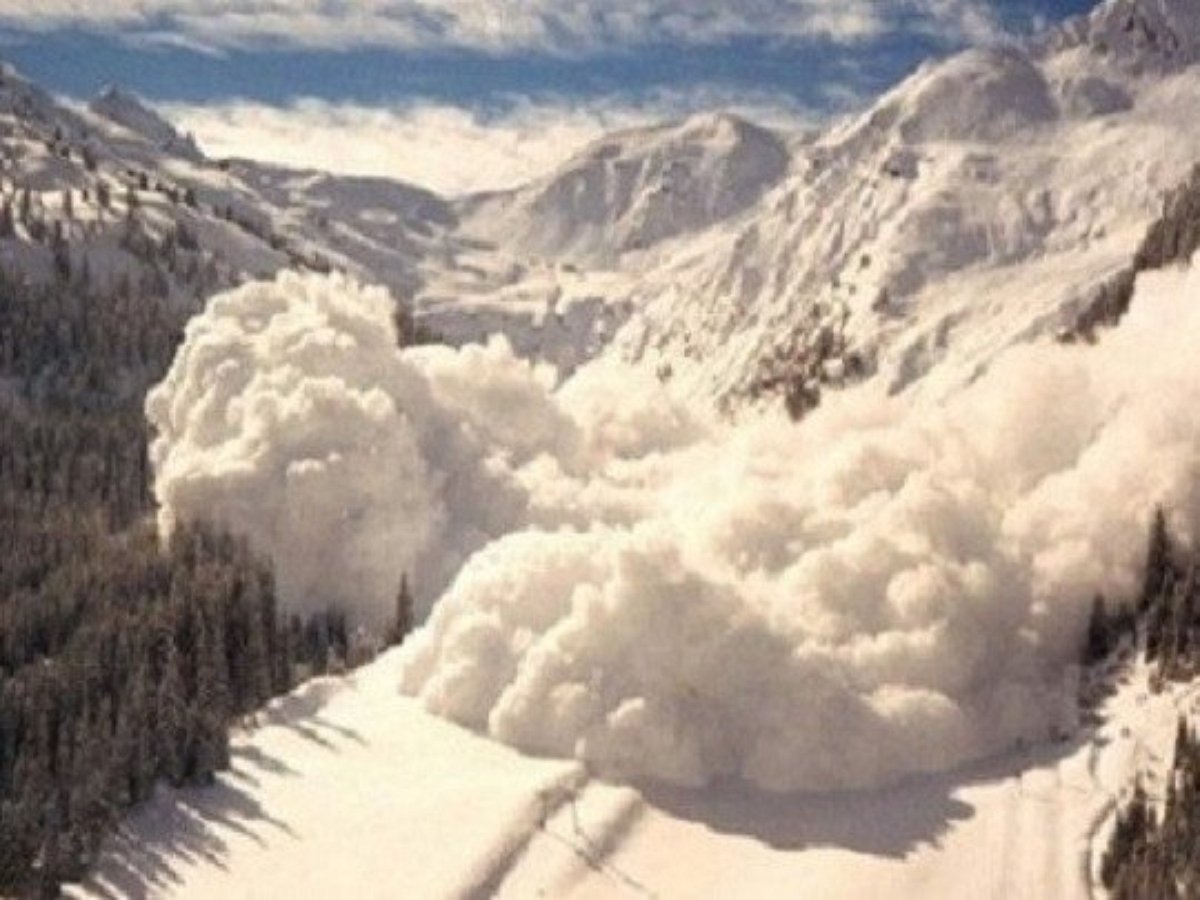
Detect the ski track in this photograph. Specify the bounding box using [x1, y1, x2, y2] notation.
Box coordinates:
[458, 767, 590, 900]
[485, 777, 656, 899]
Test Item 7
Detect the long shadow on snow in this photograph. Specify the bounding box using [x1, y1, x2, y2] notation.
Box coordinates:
[77, 676, 364, 898]
[81, 776, 297, 900]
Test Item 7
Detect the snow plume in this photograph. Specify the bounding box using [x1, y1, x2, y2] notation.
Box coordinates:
[151, 261, 1200, 793]
[145, 271, 564, 628]
[401, 258, 1200, 793]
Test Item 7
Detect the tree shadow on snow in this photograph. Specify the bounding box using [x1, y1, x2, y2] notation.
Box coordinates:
[76, 678, 369, 898]
[80, 773, 297, 900]
[637, 733, 1089, 858]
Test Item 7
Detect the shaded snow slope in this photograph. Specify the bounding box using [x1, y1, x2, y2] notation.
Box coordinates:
[1045, 0, 1200, 70]
[886, 47, 1058, 145]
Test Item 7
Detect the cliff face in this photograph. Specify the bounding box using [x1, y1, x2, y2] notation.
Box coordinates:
[1068, 165, 1200, 340]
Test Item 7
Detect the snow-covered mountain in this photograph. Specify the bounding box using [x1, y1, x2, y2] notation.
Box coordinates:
[430, 0, 1200, 409]
[4, 0, 1199, 412]
[0, 67, 469, 325]
[1046, 0, 1200, 68]
[459, 112, 790, 265]
[569, 1, 1200, 408]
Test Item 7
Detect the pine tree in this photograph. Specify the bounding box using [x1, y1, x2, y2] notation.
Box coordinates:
[35, 798, 64, 899]
[155, 639, 186, 786]
[1176, 716, 1190, 770]
[1147, 588, 1171, 662]
[1085, 593, 1112, 665]
[1142, 507, 1174, 613]
[246, 587, 273, 709]
[390, 572, 415, 646]
[129, 662, 156, 802]
[190, 610, 231, 780]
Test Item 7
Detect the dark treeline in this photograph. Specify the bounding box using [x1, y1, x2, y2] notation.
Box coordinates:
[1100, 717, 1200, 899]
[1083, 507, 1200, 683]
[0, 520, 290, 896]
[0, 214, 407, 895]
[1092, 509, 1200, 898]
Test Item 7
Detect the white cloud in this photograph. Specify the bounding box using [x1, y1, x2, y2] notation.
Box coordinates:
[163, 92, 813, 195]
[0, 0, 1006, 53]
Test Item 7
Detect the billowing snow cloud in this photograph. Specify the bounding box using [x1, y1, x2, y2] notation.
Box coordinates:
[150, 260, 1200, 793]
[400, 260, 1200, 792]
[145, 271, 569, 627]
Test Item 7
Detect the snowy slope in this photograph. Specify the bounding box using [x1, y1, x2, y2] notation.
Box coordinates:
[69, 650, 1193, 900]
[0, 71, 467, 319]
[1045, 0, 1200, 68]
[495, 659, 1198, 900]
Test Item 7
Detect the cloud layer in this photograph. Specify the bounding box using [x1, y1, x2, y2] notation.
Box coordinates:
[148, 259, 1200, 793]
[0, 0, 1005, 53]
[165, 93, 807, 195]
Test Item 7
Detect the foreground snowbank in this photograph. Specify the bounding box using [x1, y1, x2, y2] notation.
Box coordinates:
[150, 261, 1200, 792]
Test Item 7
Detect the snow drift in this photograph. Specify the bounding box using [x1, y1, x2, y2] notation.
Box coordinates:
[150, 262, 1200, 793]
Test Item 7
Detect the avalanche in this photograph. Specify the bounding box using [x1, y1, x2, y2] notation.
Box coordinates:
[148, 255, 1200, 794]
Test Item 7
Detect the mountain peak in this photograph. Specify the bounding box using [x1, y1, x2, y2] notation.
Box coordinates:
[1045, 0, 1200, 68]
[0, 60, 70, 128]
[461, 108, 789, 263]
[89, 85, 201, 159]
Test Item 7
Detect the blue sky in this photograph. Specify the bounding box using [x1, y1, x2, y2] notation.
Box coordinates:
[0, 1, 1098, 193]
